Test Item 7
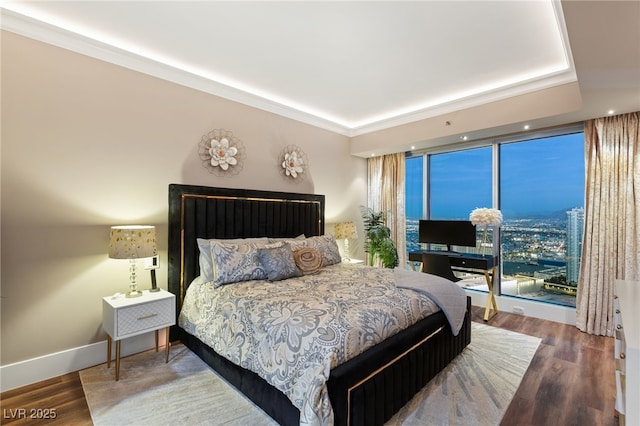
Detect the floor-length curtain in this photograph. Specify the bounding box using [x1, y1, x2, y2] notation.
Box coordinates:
[576, 112, 639, 336]
[367, 153, 406, 268]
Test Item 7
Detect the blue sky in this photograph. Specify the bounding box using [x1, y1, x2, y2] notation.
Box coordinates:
[406, 132, 585, 219]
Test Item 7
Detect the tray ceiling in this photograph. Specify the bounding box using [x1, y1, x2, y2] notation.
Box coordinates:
[1, 1, 578, 136]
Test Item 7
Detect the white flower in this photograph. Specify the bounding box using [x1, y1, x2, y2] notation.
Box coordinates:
[282, 151, 304, 178]
[209, 138, 238, 170]
[469, 208, 503, 228]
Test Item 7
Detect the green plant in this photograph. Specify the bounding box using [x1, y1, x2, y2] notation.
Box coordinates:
[360, 206, 399, 268]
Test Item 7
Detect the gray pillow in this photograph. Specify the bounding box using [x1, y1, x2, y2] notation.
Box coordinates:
[305, 235, 342, 266]
[257, 243, 302, 281]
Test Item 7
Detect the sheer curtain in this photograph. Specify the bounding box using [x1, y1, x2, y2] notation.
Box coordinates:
[367, 153, 407, 268]
[576, 112, 639, 336]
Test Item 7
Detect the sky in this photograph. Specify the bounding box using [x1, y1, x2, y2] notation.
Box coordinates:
[406, 132, 585, 220]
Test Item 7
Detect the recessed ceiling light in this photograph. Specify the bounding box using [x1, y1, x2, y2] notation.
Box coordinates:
[524, 124, 530, 130]
[460, 136, 468, 141]
[608, 109, 615, 115]
[410, 145, 415, 150]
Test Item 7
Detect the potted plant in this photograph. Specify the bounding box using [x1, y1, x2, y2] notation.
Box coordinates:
[360, 206, 399, 268]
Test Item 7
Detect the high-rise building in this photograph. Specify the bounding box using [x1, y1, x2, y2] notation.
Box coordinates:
[566, 207, 585, 284]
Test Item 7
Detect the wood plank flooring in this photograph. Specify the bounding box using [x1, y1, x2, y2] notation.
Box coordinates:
[469, 307, 618, 426]
[0, 372, 91, 425]
[1, 306, 617, 425]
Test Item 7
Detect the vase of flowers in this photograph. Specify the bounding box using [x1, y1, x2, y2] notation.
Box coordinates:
[469, 207, 503, 256]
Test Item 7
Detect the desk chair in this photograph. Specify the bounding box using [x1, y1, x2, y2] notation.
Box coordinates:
[421, 253, 461, 282]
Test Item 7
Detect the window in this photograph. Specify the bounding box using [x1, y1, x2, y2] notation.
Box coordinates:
[499, 133, 585, 306]
[405, 148, 492, 256]
[430, 148, 493, 220]
[405, 156, 424, 256]
[405, 128, 585, 308]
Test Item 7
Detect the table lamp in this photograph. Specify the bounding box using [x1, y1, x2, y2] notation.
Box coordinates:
[334, 221, 357, 261]
[108, 225, 157, 297]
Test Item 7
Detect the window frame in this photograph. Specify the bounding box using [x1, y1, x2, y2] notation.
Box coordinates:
[405, 123, 584, 304]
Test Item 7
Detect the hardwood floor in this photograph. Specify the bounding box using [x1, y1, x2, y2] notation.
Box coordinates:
[470, 307, 618, 426]
[0, 372, 91, 425]
[1, 306, 617, 425]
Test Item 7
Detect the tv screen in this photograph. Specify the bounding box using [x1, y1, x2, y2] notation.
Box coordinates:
[418, 220, 477, 249]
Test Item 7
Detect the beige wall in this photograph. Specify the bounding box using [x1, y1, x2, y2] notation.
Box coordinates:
[0, 31, 367, 365]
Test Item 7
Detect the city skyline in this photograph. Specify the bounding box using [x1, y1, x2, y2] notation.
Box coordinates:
[566, 207, 585, 284]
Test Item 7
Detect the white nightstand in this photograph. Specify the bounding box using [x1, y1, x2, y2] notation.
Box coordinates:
[102, 289, 176, 381]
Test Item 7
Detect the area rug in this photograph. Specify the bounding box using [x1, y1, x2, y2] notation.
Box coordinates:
[81, 323, 541, 425]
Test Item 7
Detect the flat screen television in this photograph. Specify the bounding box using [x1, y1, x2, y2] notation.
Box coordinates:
[418, 220, 477, 251]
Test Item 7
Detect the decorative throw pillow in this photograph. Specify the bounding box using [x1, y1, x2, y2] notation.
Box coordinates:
[197, 237, 269, 284]
[257, 242, 302, 281]
[293, 247, 323, 275]
[305, 235, 342, 266]
[210, 240, 269, 287]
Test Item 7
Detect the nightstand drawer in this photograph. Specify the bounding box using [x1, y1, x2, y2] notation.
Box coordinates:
[117, 298, 174, 337]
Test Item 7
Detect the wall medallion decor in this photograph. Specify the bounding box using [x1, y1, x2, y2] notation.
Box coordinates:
[280, 144, 307, 182]
[198, 129, 246, 177]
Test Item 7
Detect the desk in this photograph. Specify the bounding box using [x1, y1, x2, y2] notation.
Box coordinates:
[409, 251, 499, 321]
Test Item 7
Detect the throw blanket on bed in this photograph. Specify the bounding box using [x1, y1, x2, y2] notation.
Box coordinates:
[179, 264, 466, 426]
[394, 268, 467, 335]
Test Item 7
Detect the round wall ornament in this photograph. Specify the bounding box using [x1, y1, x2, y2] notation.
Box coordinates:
[198, 129, 246, 176]
[279, 144, 307, 182]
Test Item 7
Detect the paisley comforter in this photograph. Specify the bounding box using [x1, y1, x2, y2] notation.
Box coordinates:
[179, 263, 463, 425]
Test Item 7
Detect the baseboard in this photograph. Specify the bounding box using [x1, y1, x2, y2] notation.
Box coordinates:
[0, 331, 164, 392]
[465, 289, 576, 325]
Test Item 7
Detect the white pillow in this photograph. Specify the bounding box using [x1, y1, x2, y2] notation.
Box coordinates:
[267, 234, 306, 243]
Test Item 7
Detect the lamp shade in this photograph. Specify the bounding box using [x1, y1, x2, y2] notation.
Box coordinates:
[108, 225, 157, 259]
[334, 222, 357, 239]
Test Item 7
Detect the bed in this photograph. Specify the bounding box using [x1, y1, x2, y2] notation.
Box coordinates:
[167, 184, 471, 426]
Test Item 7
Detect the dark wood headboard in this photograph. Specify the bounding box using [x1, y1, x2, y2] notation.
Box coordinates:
[167, 184, 325, 330]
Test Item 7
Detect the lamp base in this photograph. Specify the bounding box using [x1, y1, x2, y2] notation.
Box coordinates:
[126, 260, 143, 297]
[342, 239, 351, 262]
[149, 287, 160, 293]
[126, 289, 143, 298]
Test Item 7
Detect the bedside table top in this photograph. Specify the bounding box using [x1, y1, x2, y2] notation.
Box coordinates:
[103, 288, 174, 309]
